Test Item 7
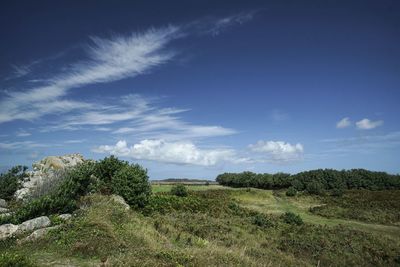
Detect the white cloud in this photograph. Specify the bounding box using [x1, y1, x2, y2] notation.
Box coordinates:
[356, 118, 383, 130]
[0, 27, 180, 124]
[16, 129, 31, 137]
[248, 140, 304, 162]
[0, 141, 49, 150]
[93, 139, 237, 166]
[336, 117, 351, 128]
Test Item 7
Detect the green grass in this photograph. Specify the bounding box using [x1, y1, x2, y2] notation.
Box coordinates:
[2, 188, 400, 266]
[231, 188, 400, 238]
[151, 184, 226, 193]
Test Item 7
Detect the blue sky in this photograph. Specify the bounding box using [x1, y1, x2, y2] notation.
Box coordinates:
[1, 0, 399, 179]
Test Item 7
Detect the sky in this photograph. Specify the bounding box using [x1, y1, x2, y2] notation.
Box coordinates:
[0, 0, 399, 179]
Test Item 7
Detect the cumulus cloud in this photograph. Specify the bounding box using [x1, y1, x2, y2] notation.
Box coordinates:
[93, 139, 238, 166]
[356, 118, 383, 130]
[248, 140, 304, 162]
[336, 117, 351, 128]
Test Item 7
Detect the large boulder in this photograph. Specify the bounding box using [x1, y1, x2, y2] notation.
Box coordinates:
[0, 224, 18, 240]
[15, 154, 85, 200]
[20, 226, 59, 243]
[17, 216, 51, 234]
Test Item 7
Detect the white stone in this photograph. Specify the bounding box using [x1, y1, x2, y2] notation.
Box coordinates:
[0, 199, 6, 208]
[15, 154, 85, 200]
[58, 214, 72, 221]
[20, 226, 59, 243]
[111, 195, 130, 211]
[17, 216, 51, 234]
[0, 224, 18, 240]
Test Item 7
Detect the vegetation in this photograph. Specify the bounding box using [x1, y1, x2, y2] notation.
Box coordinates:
[1, 160, 400, 266]
[0, 157, 151, 224]
[0, 165, 28, 201]
[310, 190, 400, 225]
[170, 184, 188, 197]
[216, 169, 400, 194]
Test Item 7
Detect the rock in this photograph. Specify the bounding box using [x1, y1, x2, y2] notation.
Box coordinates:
[0, 207, 9, 214]
[111, 195, 130, 211]
[15, 154, 85, 200]
[17, 216, 51, 234]
[20, 226, 59, 243]
[58, 214, 72, 221]
[0, 199, 7, 208]
[0, 224, 18, 240]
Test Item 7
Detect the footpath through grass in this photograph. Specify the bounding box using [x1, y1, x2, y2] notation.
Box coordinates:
[232, 188, 400, 239]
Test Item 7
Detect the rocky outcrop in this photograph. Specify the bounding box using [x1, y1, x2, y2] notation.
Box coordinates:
[0, 216, 52, 240]
[0, 224, 18, 240]
[20, 226, 60, 243]
[16, 216, 51, 234]
[15, 154, 85, 200]
[111, 195, 130, 211]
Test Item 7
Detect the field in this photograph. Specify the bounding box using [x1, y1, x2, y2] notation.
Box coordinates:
[1, 185, 400, 266]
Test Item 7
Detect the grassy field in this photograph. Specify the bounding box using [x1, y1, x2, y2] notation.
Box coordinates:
[1, 186, 400, 266]
[151, 184, 226, 193]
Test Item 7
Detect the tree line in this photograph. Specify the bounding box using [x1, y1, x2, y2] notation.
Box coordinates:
[216, 169, 400, 194]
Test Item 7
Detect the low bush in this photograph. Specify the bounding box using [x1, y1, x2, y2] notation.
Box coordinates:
[111, 164, 151, 208]
[281, 212, 303, 225]
[252, 213, 273, 228]
[286, 187, 297, 197]
[0, 166, 28, 201]
[170, 184, 188, 197]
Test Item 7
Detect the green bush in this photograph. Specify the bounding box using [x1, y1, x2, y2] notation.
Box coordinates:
[170, 184, 188, 197]
[281, 212, 303, 225]
[286, 187, 297, 197]
[331, 188, 344, 197]
[94, 156, 129, 193]
[252, 213, 273, 228]
[0, 251, 35, 267]
[306, 181, 324, 195]
[0, 166, 28, 201]
[111, 164, 151, 208]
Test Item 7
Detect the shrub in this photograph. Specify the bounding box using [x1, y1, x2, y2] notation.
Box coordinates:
[252, 213, 273, 228]
[286, 187, 297, 197]
[281, 211, 303, 225]
[94, 156, 129, 194]
[0, 251, 35, 267]
[111, 164, 151, 208]
[331, 188, 344, 197]
[170, 184, 188, 197]
[306, 181, 324, 195]
[0, 166, 28, 201]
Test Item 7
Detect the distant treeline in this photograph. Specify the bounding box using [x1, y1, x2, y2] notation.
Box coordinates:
[216, 169, 400, 194]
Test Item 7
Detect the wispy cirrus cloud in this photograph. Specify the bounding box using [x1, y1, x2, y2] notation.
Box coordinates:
[0, 12, 256, 125]
[0, 26, 180, 124]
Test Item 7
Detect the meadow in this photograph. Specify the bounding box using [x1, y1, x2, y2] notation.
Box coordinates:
[1, 184, 399, 266]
